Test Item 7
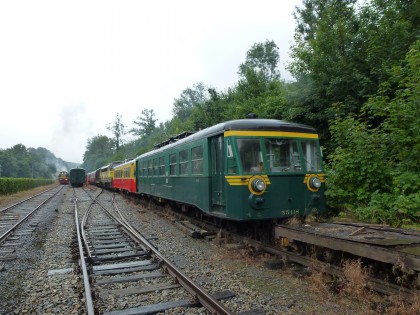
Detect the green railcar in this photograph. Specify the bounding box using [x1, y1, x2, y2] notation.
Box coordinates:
[136, 118, 325, 221]
[69, 168, 86, 187]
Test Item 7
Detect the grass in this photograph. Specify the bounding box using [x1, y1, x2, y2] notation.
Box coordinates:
[307, 258, 420, 314]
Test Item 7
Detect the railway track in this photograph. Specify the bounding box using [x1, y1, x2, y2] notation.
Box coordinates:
[0, 185, 65, 246]
[74, 188, 238, 314]
[145, 200, 420, 301]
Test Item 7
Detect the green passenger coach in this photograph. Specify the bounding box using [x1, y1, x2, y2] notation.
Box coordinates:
[69, 167, 86, 187]
[135, 118, 325, 221]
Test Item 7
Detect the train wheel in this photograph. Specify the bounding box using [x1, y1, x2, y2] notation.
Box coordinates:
[290, 241, 307, 256]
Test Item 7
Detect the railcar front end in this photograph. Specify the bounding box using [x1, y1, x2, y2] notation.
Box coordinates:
[58, 171, 69, 185]
[221, 124, 325, 220]
[99, 161, 123, 188]
[135, 118, 325, 221]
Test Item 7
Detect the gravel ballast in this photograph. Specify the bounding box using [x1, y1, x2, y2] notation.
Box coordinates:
[0, 186, 385, 314]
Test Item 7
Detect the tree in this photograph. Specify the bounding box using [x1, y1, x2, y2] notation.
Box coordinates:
[0, 145, 60, 178]
[327, 40, 420, 225]
[289, 0, 367, 127]
[0, 149, 17, 177]
[238, 40, 280, 80]
[82, 135, 114, 171]
[130, 109, 157, 138]
[287, 0, 420, 152]
[172, 83, 209, 122]
[188, 88, 227, 130]
[107, 113, 126, 153]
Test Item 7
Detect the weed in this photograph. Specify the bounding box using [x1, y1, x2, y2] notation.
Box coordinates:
[341, 259, 369, 297]
[385, 293, 420, 315]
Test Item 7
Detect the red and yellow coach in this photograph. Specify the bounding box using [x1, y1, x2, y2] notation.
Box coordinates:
[113, 159, 136, 193]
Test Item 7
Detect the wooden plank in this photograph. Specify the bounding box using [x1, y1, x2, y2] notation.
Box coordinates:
[175, 221, 200, 238]
[93, 264, 159, 276]
[100, 283, 180, 297]
[104, 299, 192, 315]
[103, 290, 235, 315]
[90, 239, 130, 245]
[93, 247, 134, 254]
[275, 226, 420, 271]
[93, 260, 153, 271]
[95, 271, 164, 285]
[93, 243, 132, 250]
[92, 252, 148, 262]
[90, 235, 128, 241]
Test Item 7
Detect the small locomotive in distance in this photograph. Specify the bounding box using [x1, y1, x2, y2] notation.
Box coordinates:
[58, 171, 69, 185]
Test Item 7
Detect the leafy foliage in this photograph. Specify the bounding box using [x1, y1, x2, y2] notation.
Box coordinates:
[238, 40, 280, 80]
[172, 83, 209, 123]
[327, 40, 420, 225]
[0, 145, 75, 179]
[77, 0, 419, 226]
[130, 109, 157, 138]
[0, 178, 55, 195]
[106, 113, 126, 153]
[82, 135, 115, 171]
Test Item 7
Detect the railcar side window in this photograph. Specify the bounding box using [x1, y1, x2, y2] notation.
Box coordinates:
[159, 157, 165, 176]
[140, 162, 144, 176]
[264, 138, 302, 172]
[169, 153, 177, 175]
[179, 150, 188, 175]
[153, 158, 159, 175]
[148, 160, 153, 176]
[237, 138, 263, 173]
[301, 140, 323, 172]
[191, 146, 203, 174]
[142, 161, 147, 176]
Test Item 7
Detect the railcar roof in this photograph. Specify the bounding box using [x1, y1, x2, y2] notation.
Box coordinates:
[139, 119, 317, 159]
[222, 119, 316, 133]
[69, 167, 85, 171]
[100, 161, 124, 170]
[114, 159, 135, 169]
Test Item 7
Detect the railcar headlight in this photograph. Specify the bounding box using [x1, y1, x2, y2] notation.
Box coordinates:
[310, 177, 322, 189]
[252, 178, 266, 192]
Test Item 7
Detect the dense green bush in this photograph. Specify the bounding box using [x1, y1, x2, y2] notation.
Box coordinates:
[326, 40, 420, 226]
[0, 178, 55, 195]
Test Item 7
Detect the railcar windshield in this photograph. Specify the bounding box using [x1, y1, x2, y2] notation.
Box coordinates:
[236, 137, 323, 174]
[264, 138, 323, 173]
[301, 140, 323, 172]
[264, 138, 302, 172]
[237, 138, 264, 173]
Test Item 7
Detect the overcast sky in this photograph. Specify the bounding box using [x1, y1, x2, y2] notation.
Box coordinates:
[0, 0, 302, 163]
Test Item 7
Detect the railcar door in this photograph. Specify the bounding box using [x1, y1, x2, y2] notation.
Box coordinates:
[210, 135, 225, 214]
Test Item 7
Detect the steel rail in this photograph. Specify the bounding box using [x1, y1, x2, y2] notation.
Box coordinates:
[107, 197, 235, 315]
[73, 192, 95, 315]
[80, 205, 93, 259]
[0, 185, 64, 243]
[80, 191, 235, 314]
[153, 204, 420, 302]
[0, 185, 59, 213]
